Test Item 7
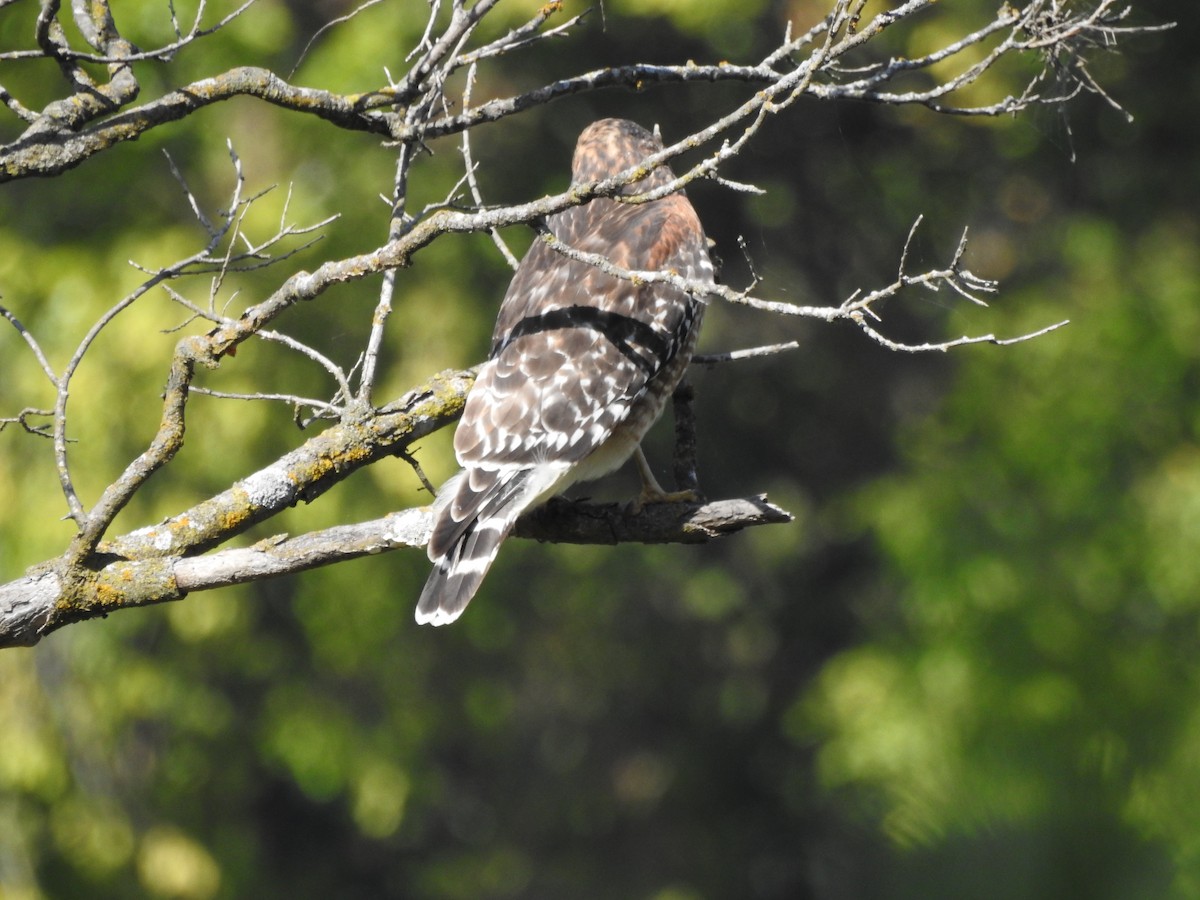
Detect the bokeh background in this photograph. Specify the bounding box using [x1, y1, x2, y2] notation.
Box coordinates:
[1, 0, 1196, 897]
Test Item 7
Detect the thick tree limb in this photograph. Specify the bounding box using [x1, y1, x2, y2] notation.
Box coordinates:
[104, 368, 475, 561]
[0, 496, 791, 648]
[0, 67, 396, 182]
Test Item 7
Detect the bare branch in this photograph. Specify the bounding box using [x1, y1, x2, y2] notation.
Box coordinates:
[527, 216, 1045, 354]
[189, 387, 343, 420]
[0, 409, 55, 438]
[0, 1, 216, 63]
[0, 68, 397, 182]
[0, 84, 38, 122]
[0, 494, 791, 648]
[456, 1, 586, 68]
[392, 0, 503, 106]
[163, 149, 216, 235]
[460, 62, 520, 271]
[693, 343, 802, 367]
[0, 302, 59, 388]
[47, 149, 334, 547]
[357, 126, 421, 407]
[102, 368, 474, 562]
[850, 317, 1071, 354]
[256, 330, 353, 405]
[2, 0, 1164, 183]
[290, 0, 385, 78]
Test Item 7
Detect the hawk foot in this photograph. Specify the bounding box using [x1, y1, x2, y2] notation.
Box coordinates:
[629, 444, 702, 513]
[627, 484, 700, 515]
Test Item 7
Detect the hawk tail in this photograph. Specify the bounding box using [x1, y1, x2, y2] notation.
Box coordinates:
[416, 468, 534, 626]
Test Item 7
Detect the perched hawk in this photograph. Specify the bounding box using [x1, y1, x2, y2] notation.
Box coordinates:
[416, 118, 714, 625]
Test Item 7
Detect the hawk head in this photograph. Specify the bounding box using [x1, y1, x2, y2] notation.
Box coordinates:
[571, 118, 674, 195]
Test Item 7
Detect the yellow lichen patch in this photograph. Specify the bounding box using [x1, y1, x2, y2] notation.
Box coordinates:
[93, 579, 124, 609]
[333, 440, 372, 466]
[292, 454, 336, 485]
[214, 492, 253, 534]
[75, 560, 184, 621]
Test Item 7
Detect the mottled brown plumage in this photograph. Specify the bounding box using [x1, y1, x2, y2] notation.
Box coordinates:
[416, 118, 714, 625]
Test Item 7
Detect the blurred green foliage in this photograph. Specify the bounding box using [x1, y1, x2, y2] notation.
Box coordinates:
[1, 0, 1195, 897]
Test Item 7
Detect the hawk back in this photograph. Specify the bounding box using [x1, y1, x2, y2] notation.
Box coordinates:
[416, 118, 713, 625]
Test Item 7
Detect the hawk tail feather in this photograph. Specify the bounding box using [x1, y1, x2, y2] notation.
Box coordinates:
[417, 468, 544, 626]
[416, 518, 512, 626]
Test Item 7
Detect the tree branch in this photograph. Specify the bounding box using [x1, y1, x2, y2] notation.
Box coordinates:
[1, 1, 1165, 182]
[0, 67, 396, 181]
[0, 495, 792, 649]
[103, 368, 474, 562]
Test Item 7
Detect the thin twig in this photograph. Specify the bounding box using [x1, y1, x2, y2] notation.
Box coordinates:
[851, 317, 1071, 353]
[256, 330, 352, 404]
[694, 342, 801, 367]
[461, 62, 519, 271]
[290, 0, 385, 78]
[529, 216, 1047, 355]
[164, 149, 216, 235]
[1, 302, 59, 388]
[396, 448, 438, 496]
[13, 0, 258, 64]
[456, 1, 585, 68]
[357, 133, 418, 407]
[190, 387, 343, 418]
[0, 408, 56, 437]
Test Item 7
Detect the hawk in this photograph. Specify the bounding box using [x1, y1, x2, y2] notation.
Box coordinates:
[416, 118, 714, 625]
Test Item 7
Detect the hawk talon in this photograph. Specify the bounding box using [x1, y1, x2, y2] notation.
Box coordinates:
[627, 485, 700, 515]
[628, 445, 700, 513]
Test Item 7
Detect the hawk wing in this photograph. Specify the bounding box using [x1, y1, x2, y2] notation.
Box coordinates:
[458, 197, 708, 468]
